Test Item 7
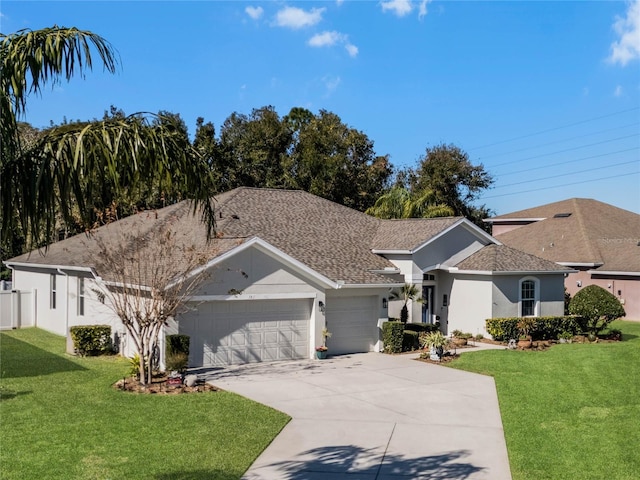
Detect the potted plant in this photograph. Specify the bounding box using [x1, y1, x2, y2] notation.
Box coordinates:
[517, 318, 535, 349]
[451, 330, 472, 346]
[315, 345, 328, 359]
[557, 331, 573, 344]
[316, 327, 332, 359]
[421, 331, 448, 361]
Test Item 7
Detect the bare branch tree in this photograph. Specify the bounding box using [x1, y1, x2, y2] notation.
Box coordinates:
[87, 211, 212, 385]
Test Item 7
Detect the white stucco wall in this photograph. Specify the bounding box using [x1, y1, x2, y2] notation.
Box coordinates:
[444, 273, 493, 337]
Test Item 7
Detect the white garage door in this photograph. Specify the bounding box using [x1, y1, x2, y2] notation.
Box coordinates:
[326, 296, 378, 355]
[180, 299, 311, 367]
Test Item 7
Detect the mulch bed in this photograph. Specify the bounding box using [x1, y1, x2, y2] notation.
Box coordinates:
[415, 353, 460, 365]
[113, 375, 220, 395]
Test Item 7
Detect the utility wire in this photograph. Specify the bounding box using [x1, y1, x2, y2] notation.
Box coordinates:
[476, 122, 639, 161]
[469, 106, 640, 151]
[480, 171, 640, 199]
[489, 133, 639, 169]
[492, 160, 639, 189]
[498, 147, 639, 177]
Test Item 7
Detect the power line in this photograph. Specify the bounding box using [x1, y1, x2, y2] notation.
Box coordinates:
[476, 122, 639, 161]
[468, 106, 640, 151]
[492, 160, 639, 189]
[480, 171, 640, 199]
[498, 147, 639, 177]
[489, 133, 639, 169]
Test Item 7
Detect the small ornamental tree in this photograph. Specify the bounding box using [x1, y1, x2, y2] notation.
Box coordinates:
[568, 285, 625, 336]
[88, 208, 213, 385]
[389, 283, 420, 323]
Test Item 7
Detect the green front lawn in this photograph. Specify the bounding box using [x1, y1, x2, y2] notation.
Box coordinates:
[451, 320, 640, 480]
[0, 328, 289, 480]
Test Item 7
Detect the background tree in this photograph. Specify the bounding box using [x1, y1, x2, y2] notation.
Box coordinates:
[568, 285, 626, 336]
[285, 109, 392, 211]
[365, 186, 454, 219]
[1, 26, 216, 251]
[409, 143, 493, 227]
[218, 106, 292, 189]
[88, 212, 211, 385]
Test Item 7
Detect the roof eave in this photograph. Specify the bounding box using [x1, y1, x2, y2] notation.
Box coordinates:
[587, 270, 640, 277]
[446, 267, 576, 276]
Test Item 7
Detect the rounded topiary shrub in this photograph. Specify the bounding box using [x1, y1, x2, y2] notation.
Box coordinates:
[568, 285, 625, 336]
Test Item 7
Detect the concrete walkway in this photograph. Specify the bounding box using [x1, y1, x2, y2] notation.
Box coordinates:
[202, 352, 512, 480]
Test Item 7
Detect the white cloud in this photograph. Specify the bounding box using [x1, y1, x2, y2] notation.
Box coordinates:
[418, 0, 432, 20]
[336, 0, 345, 5]
[309, 31, 344, 47]
[345, 43, 359, 57]
[614, 85, 623, 96]
[381, 0, 413, 17]
[275, 6, 325, 29]
[323, 75, 341, 96]
[608, 0, 640, 66]
[307, 30, 358, 57]
[308, 31, 359, 57]
[245, 6, 264, 20]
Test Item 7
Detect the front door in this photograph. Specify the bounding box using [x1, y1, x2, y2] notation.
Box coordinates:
[421, 286, 434, 323]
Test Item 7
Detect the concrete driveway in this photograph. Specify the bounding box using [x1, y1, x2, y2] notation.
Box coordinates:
[202, 352, 512, 480]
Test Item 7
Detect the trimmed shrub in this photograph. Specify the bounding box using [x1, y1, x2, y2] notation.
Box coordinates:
[166, 334, 190, 372]
[403, 330, 420, 351]
[569, 285, 626, 336]
[382, 321, 404, 353]
[70, 325, 112, 356]
[404, 323, 439, 333]
[485, 316, 582, 341]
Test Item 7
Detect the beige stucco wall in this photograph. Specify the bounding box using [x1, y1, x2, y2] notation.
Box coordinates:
[565, 270, 638, 321]
[442, 273, 493, 337]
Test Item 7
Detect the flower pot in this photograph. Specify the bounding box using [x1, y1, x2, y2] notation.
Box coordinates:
[517, 339, 532, 349]
[316, 350, 327, 359]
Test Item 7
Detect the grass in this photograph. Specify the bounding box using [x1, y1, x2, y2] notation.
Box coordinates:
[451, 320, 640, 480]
[0, 328, 290, 480]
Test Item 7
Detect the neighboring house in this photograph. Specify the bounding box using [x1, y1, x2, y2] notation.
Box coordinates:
[5, 188, 570, 367]
[486, 198, 640, 320]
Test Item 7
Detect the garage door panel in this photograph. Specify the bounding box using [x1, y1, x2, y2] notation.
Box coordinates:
[327, 296, 378, 355]
[180, 299, 311, 367]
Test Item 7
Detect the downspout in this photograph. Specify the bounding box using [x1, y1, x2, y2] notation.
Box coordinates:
[57, 268, 71, 352]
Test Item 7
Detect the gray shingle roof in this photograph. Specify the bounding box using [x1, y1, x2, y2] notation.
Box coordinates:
[371, 217, 461, 251]
[489, 198, 640, 273]
[455, 244, 572, 273]
[9, 187, 570, 285]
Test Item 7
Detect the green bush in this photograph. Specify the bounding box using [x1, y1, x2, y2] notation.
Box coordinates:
[165, 352, 189, 372]
[403, 330, 420, 351]
[166, 334, 190, 372]
[69, 325, 112, 356]
[486, 317, 581, 341]
[382, 321, 404, 353]
[569, 285, 626, 336]
[404, 323, 439, 333]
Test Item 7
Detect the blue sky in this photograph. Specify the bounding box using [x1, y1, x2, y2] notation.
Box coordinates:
[2, 0, 639, 215]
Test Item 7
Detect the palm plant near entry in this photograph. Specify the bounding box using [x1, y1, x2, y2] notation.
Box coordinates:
[389, 283, 420, 323]
[1, 26, 216, 249]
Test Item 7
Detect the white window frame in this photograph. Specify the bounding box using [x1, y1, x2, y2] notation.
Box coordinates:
[78, 277, 85, 316]
[50, 274, 57, 309]
[519, 276, 540, 317]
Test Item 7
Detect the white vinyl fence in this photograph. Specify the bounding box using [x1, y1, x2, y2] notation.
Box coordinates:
[0, 290, 35, 330]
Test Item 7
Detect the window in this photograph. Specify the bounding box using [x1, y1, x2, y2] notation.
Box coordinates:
[50, 274, 57, 309]
[78, 277, 85, 316]
[519, 277, 539, 317]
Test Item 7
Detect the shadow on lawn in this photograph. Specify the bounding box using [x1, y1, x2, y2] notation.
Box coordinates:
[155, 470, 238, 480]
[244, 446, 485, 480]
[0, 334, 87, 378]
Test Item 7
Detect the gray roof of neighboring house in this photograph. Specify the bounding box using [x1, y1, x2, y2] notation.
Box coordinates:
[455, 244, 572, 273]
[8, 187, 569, 286]
[488, 198, 640, 273]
